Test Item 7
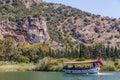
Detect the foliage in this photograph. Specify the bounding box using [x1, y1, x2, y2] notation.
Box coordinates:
[0, 61, 37, 72]
[101, 61, 116, 71]
[101, 65, 116, 71]
[75, 57, 85, 61]
[92, 42, 106, 59]
[0, 37, 120, 63]
[79, 43, 90, 59]
[18, 56, 30, 63]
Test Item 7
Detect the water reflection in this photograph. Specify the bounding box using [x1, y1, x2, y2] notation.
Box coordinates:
[63, 72, 115, 80]
[0, 72, 119, 80]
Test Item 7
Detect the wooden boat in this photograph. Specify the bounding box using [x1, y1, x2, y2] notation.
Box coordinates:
[63, 58, 103, 74]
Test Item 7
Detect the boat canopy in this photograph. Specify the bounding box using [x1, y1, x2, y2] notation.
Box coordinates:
[64, 60, 98, 64]
[64, 58, 104, 66]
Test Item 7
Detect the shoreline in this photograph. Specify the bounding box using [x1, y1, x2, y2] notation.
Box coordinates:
[0, 58, 120, 72]
[0, 62, 37, 72]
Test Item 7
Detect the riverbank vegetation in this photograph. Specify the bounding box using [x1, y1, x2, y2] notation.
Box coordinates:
[0, 61, 37, 72]
[0, 37, 120, 72]
[101, 59, 120, 71]
[0, 37, 120, 63]
[37, 58, 120, 72]
[0, 57, 120, 72]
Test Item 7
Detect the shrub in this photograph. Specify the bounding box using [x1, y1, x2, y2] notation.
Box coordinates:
[19, 56, 30, 63]
[76, 57, 85, 61]
[101, 65, 116, 71]
[94, 27, 99, 33]
[101, 61, 116, 71]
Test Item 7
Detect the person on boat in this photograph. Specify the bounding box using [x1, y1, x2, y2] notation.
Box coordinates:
[93, 62, 99, 68]
[72, 65, 75, 69]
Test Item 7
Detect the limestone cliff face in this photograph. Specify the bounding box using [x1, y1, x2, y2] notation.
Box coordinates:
[20, 16, 50, 43]
[0, 16, 50, 44]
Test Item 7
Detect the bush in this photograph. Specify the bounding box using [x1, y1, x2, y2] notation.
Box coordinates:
[94, 27, 99, 33]
[19, 56, 30, 63]
[75, 57, 85, 61]
[101, 65, 116, 71]
[38, 58, 63, 71]
[101, 61, 116, 71]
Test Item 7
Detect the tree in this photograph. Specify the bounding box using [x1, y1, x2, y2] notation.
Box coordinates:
[110, 47, 114, 60]
[92, 42, 105, 59]
[79, 43, 90, 59]
[2, 37, 15, 61]
[0, 39, 4, 60]
[105, 45, 111, 59]
[28, 47, 39, 63]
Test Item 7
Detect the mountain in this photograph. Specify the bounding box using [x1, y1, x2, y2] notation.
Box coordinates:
[0, 0, 120, 49]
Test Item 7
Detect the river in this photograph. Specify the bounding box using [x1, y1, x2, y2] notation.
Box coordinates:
[0, 72, 120, 80]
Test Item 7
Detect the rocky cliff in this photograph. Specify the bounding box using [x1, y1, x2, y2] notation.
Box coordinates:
[0, 16, 50, 44]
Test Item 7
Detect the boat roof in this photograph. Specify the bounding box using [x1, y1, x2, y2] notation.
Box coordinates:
[64, 60, 98, 64]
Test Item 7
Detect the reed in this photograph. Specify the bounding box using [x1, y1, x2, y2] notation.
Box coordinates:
[0, 61, 37, 72]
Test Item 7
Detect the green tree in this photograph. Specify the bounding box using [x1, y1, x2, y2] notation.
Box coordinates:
[79, 43, 90, 59]
[28, 47, 39, 63]
[2, 37, 15, 61]
[92, 42, 105, 59]
[105, 45, 111, 59]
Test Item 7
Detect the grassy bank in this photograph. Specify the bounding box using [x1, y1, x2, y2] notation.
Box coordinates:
[0, 61, 37, 72]
[0, 58, 120, 72]
[100, 60, 120, 72]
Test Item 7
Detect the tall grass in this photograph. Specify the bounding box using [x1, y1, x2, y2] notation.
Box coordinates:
[0, 61, 37, 72]
[100, 60, 119, 71]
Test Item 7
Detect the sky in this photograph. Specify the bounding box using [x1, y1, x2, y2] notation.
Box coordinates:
[44, 0, 120, 18]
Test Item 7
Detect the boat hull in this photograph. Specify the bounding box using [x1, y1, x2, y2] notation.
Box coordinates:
[63, 67, 100, 74]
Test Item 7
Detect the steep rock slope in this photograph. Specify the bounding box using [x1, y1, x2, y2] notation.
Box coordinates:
[0, 16, 50, 44]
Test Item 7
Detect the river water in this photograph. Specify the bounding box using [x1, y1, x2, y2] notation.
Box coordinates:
[0, 72, 119, 80]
